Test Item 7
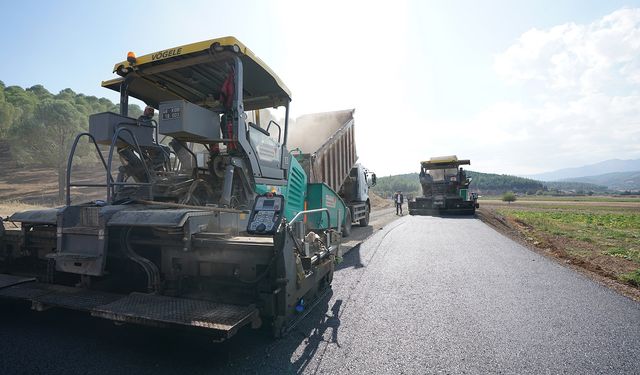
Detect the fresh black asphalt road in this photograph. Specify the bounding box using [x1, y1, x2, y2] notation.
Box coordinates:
[1, 215, 639, 374]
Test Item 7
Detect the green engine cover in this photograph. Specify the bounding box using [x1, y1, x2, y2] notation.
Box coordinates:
[306, 183, 347, 230]
[254, 155, 307, 222]
[459, 188, 468, 200]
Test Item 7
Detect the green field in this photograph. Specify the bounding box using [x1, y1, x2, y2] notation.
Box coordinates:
[494, 201, 640, 287]
[481, 195, 640, 203]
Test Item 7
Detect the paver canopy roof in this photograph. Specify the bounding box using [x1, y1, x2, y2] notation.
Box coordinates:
[101, 36, 291, 111]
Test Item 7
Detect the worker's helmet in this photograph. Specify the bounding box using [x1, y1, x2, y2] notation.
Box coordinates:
[143, 106, 155, 117]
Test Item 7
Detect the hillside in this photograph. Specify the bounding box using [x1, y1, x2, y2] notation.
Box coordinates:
[563, 170, 640, 191]
[372, 170, 546, 197]
[467, 171, 543, 195]
[371, 173, 421, 197]
[543, 180, 608, 193]
[527, 158, 640, 181]
[0, 81, 142, 203]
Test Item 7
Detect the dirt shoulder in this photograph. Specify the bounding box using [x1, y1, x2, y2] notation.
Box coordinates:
[340, 193, 401, 255]
[477, 203, 640, 302]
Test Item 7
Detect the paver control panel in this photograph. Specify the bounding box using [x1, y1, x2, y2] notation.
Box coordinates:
[247, 194, 285, 235]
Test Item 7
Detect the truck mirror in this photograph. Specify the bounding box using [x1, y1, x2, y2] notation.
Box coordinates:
[371, 173, 377, 187]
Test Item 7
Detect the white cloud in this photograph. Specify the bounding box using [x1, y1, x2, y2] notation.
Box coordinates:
[270, 4, 640, 176]
[455, 93, 640, 175]
[478, 8, 640, 174]
[495, 8, 640, 95]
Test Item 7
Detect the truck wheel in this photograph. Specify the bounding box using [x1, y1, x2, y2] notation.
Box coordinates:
[359, 203, 370, 227]
[342, 209, 352, 237]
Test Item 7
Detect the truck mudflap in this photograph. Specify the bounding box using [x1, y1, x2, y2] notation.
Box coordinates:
[0, 274, 260, 339]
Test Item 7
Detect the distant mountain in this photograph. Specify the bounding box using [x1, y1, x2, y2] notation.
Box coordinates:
[563, 171, 640, 191]
[527, 159, 640, 181]
[543, 180, 608, 193]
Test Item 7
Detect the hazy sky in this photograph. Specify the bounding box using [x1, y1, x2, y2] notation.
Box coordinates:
[2, 0, 639, 176]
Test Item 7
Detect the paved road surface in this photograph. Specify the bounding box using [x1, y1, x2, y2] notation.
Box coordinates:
[1, 215, 638, 374]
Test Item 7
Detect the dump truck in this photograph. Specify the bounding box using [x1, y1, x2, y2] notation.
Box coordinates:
[287, 110, 377, 237]
[0, 37, 352, 340]
[408, 155, 479, 215]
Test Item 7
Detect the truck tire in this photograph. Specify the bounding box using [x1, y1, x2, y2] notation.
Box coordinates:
[359, 203, 370, 227]
[342, 209, 352, 237]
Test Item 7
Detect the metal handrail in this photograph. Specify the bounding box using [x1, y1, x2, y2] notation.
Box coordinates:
[65, 132, 114, 206]
[106, 127, 154, 202]
[288, 208, 331, 229]
[266, 120, 282, 143]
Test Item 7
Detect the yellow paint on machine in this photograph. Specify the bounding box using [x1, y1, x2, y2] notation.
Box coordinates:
[107, 36, 291, 98]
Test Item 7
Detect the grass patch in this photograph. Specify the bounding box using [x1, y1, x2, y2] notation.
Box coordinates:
[520, 196, 640, 203]
[497, 207, 640, 270]
[620, 269, 640, 286]
[566, 247, 591, 259]
[604, 248, 640, 263]
[482, 195, 640, 203]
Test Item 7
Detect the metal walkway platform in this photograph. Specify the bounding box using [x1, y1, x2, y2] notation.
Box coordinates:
[0, 274, 36, 289]
[0, 283, 122, 311]
[0, 274, 260, 339]
[92, 293, 259, 333]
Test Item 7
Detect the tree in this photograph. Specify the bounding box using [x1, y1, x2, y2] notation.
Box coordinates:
[3, 86, 38, 136]
[502, 191, 517, 204]
[0, 86, 15, 137]
[0, 83, 147, 204]
[26, 85, 53, 101]
[11, 99, 86, 202]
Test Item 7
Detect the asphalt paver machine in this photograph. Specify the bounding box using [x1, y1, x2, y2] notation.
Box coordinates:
[408, 155, 479, 215]
[0, 37, 349, 340]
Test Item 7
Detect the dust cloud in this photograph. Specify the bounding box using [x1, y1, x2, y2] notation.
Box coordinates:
[287, 109, 355, 154]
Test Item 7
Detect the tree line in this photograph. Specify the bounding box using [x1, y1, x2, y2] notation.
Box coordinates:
[1, 81, 614, 203]
[372, 170, 610, 198]
[0, 81, 142, 201]
[373, 171, 542, 197]
[466, 171, 544, 195]
[371, 173, 422, 197]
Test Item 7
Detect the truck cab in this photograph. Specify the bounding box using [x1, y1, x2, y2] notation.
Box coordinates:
[339, 163, 377, 227]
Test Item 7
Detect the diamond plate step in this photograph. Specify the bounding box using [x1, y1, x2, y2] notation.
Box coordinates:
[0, 273, 260, 338]
[91, 292, 259, 333]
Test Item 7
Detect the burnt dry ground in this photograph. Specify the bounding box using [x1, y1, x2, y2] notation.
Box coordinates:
[478, 199, 640, 302]
[0, 165, 62, 205]
[0, 163, 110, 208]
